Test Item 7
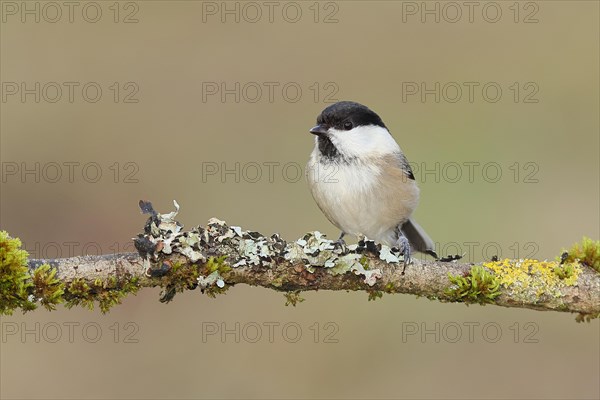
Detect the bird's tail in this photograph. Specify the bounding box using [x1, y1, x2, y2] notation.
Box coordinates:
[401, 218, 438, 258]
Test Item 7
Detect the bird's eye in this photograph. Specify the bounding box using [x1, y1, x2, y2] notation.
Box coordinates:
[343, 121, 353, 130]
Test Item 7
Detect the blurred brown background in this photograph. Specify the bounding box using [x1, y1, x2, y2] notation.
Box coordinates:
[1, 1, 598, 399]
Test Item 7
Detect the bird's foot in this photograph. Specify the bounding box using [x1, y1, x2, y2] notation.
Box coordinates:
[333, 237, 347, 252]
[396, 235, 412, 265]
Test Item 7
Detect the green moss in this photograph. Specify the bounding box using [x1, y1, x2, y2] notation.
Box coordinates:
[445, 265, 501, 305]
[553, 263, 576, 280]
[0, 231, 36, 314]
[367, 290, 383, 301]
[64, 278, 94, 310]
[64, 275, 140, 313]
[97, 290, 126, 313]
[270, 277, 284, 288]
[97, 275, 140, 313]
[123, 276, 141, 294]
[166, 261, 199, 291]
[204, 284, 230, 298]
[367, 283, 398, 300]
[562, 237, 600, 273]
[31, 264, 65, 311]
[284, 291, 305, 306]
[150, 255, 234, 302]
[205, 255, 230, 274]
[0, 231, 143, 314]
[203, 256, 233, 298]
[384, 282, 396, 293]
[158, 257, 233, 301]
[575, 312, 600, 323]
[359, 256, 370, 270]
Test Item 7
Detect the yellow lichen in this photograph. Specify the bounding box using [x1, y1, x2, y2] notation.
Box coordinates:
[483, 258, 581, 298]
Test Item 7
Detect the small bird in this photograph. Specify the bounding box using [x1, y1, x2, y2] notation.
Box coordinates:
[306, 101, 437, 262]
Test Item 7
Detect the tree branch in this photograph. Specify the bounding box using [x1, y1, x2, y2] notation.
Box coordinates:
[7, 201, 599, 318]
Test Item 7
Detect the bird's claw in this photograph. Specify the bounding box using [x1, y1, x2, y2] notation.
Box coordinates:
[332, 238, 347, 253]
[396, 235, 412, 265]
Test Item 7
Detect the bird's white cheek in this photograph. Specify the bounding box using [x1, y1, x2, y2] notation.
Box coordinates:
[329, 126, 400, 158]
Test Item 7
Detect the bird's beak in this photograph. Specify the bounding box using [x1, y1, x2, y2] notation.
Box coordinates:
[310, 125, 328, 136]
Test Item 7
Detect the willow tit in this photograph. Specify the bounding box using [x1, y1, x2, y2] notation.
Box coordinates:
[306, 101, 438, 263]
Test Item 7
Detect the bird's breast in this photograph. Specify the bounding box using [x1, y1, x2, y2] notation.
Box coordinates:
[307, 154, 420, 244]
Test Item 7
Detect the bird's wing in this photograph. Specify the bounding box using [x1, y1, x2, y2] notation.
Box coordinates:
[386, 153, 437, 257]
[394, 152, 415, 180]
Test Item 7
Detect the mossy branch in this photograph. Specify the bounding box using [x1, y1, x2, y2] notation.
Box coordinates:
[1, 201, 598, 321]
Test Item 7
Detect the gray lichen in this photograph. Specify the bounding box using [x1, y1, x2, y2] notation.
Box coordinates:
[283, 231, 403, 286]
[134, 201, 407, 294]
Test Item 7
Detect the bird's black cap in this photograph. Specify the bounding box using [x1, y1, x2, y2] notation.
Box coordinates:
[311, 101, 387, 134]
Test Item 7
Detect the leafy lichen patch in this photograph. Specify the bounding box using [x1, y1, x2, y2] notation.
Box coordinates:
[283, 232, 403, 286]
[135, 200, 206, 268]
[134, 201, 407, 294]
[135, 201, 286, 300]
